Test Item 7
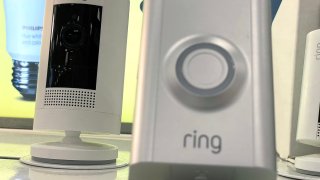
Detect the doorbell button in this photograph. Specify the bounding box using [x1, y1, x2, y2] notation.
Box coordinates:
[182, 50, 228, 89]
[176, 43, 235, 96]
[165, 35, 247, 109]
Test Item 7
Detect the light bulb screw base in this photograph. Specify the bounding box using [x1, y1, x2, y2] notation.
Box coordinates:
[11, 60, 38, 100]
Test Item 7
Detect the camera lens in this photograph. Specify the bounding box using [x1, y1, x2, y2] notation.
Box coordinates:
[61, 24, 85, 49]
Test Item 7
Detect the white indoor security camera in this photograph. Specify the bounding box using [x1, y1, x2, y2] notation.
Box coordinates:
[295, 29, 320, 176]
[20, 0, 129, 169]
[129, 0, 276, 179]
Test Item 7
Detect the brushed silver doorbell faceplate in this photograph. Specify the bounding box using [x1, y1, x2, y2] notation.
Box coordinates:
[130, 0, 276, 179]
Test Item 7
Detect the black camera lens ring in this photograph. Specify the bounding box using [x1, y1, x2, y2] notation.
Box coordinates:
[60, 23, 86, 50]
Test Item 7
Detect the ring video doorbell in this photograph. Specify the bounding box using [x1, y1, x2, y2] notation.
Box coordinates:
[130, 0, 276, 179]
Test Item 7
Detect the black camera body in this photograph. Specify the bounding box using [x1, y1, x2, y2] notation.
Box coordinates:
[47, 4, 102, 90]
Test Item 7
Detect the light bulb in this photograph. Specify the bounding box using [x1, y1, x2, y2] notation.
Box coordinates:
[4, 0, 45, 100]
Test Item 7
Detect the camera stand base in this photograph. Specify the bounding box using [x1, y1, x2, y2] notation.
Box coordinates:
[20, 131, 128, 170]
[295, 154, 320, 176]
[277, 157, 319, 180]
[20, 156, 128, 170]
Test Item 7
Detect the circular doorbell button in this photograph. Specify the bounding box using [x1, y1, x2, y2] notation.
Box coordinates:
[182, 49, 228, 89]
[165, 35, 247, 110]
[176, 43, 235, 96]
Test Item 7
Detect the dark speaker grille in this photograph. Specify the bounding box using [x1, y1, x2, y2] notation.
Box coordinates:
[44, 88, 96, 108]
[318, 123, 320, 138]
